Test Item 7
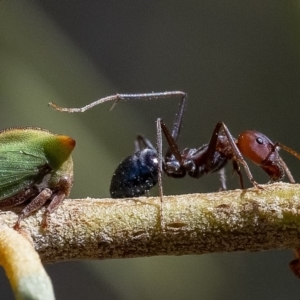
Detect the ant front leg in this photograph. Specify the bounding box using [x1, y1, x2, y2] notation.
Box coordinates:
[271, 141, 300, 183]
[220, 123, 262, 189]
[206, 122, 261, 189]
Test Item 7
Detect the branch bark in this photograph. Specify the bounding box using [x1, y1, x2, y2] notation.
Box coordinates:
[1, 182, 300, 263]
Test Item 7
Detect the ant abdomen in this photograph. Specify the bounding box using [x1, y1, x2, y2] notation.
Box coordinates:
[110, 148, 159, 198]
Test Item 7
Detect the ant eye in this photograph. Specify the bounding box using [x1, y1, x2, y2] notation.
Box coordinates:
[256, 137, 263, 144]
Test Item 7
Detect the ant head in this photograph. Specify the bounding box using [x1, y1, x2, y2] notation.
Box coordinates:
[237, 130, 277, 166]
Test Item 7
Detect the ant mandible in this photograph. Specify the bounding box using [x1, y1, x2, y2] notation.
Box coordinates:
[49, 92, 300, 200]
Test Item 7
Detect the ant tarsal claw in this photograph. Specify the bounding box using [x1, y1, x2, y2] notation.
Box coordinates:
[252, 181, 264, 190]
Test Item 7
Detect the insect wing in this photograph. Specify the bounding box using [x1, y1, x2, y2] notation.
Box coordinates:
[0, 150, 49, 200]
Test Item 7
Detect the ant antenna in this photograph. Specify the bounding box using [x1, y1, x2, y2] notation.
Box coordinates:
[277, 143, 300, 160]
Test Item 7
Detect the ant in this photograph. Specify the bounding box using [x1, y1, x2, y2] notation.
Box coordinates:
[49, 92, 300, 202]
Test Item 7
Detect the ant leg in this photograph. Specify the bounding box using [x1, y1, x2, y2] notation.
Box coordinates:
[276, 142, 300, 183]
[262, 142, 296, 183]
[156, 116, 186, 189]
[156, 119, 164, 199]
[156, 117, 185, 227]
[219, 122, 262, 189]
[204, 122, 236, 189]
[164, 93, 187, 158]
[169, 94, 187, 141]
[218, 168, 227, 191]
[159, 119, 183, 164]
[135, 135, 156, 152]
[156, 118, 164, 226]
[232, 160, 245, 189]
[204, 122, 230, 189]
[49, 91, 187, 113]
[205, 122, 224, 172]
[206, 122, 260, 189]
[278, 157, 295, 183]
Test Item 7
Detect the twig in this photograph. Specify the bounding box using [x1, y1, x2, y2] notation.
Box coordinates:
[0, 227, 55, 300]
[0, 182, 299, 263]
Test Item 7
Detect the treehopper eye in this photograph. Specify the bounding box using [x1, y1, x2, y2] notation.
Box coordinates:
[0, 127, 75, 229]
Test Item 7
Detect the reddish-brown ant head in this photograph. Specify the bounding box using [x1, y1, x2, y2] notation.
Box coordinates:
[237, 130, 283, 181]
[237, 130, 274, 165]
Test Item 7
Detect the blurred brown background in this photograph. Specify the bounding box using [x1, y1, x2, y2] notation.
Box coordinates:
[1, 1, 300, 299]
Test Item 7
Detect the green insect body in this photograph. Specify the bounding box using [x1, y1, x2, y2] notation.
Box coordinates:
[0, 127, 75, 228]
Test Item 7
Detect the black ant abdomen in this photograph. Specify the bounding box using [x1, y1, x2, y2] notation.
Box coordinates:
[110, 137, 159, 198]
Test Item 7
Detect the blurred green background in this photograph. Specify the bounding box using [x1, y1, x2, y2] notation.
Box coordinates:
[1, 0, 300, 299]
